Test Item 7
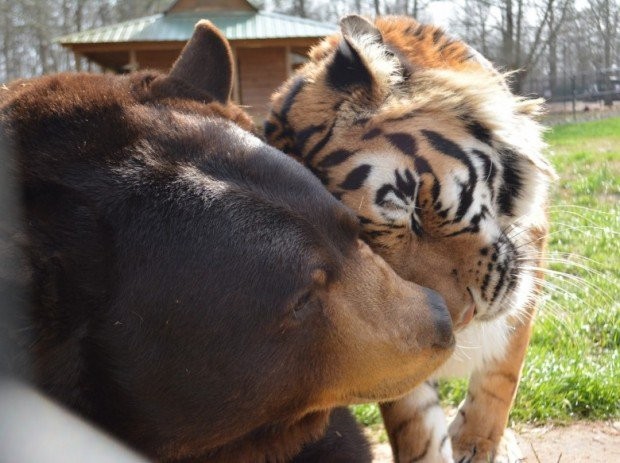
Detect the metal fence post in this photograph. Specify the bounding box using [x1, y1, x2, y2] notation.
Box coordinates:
[571, 75, 577, 122]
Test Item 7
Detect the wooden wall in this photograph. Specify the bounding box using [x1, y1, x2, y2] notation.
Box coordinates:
[136, 49, 183, 71]
[78, 44, 294, 120]
[236, 47, 288, 120]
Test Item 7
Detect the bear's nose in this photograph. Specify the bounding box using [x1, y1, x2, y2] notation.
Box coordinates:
[424, 288, 455, 349]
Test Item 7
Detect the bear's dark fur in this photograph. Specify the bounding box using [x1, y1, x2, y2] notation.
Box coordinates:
[0, 21, 453, 463]
[292, 408, 372, 463]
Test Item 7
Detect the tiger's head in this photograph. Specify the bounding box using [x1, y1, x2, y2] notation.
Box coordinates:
[266, 15, 556, 329]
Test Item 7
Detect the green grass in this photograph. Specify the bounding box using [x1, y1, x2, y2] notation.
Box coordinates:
[354, 117, 620, 427]
[511, 117, 620, 422]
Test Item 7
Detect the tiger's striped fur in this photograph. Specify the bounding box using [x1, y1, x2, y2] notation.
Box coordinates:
[265, 15, 555, 463]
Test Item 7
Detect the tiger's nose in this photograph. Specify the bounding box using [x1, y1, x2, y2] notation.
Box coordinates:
[424, 288, 455, 349]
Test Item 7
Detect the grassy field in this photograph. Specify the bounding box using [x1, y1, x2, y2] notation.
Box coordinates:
[354, 117, 620, 428]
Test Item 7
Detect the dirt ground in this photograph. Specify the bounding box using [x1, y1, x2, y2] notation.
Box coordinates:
[369, 421, 620, 462]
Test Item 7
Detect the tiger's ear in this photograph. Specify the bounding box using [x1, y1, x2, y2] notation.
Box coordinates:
[340, 14, 382, 42]
[326, 15, 401, 94]
[326, 15, 380, 91]
[168, 20, 233, 103]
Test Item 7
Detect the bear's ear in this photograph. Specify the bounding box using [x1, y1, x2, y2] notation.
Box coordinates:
[168, 20, 233, 103]
[326, 15, 401, 94]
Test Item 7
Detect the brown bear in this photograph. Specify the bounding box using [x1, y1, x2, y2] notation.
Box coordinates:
[0, 21, 454, 462]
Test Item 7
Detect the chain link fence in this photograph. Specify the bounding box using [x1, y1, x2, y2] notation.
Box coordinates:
[523, 68, 620, 125]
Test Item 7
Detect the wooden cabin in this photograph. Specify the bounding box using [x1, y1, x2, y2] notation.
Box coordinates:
[57, 0, 336, 119]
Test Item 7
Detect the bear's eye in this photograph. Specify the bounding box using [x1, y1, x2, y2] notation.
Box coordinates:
[292, 291, 320, 320]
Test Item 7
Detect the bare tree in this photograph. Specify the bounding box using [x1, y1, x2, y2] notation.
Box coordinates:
[456, 0, 493, 56]
[588, 0, 619, 70]
[293, 0, 308, 17]
[0, 0, 169, 83]
[454, 0, 572, 93]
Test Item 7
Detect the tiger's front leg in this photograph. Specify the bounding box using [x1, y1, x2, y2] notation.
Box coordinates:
[381, 381, 453, 463]
[448, 312, 534, 463]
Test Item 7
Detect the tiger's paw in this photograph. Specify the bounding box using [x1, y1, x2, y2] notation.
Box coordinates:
[451, 428, 523, 463]
[382, 382, 455, 463]
[397, 435, 454, 463]
[390, 411, 455, 463]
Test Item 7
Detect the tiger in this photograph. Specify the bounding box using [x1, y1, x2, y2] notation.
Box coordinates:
[265, 14, 556, 463]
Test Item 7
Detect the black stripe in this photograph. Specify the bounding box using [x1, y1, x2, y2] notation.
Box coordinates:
[294, 123, 327, 154]
[454, 178, 471, 219]
[421, 130, 475, 171]
[411, 217, 423, 237]
[481, 272, 491, 294]
[471, 149, 497, 198]
[413, 25, 426, 37]
[438, 39, 454, 54]
[263, 120, 277, 138]
[279, 77, 305, 120]
[422, 130, 477, 221]
[339, 164, 372, 190]
[395, 169, 417, 198]
[443, 205, 488, 237]
[413, 156, 433, 175]
[317, 149, 356, 168]
[266, 77, 306, 151]
[490, 263, 508, 303]
[465, 119, 493, 146]
[432, 29, 443, 45]
[497, 150, 524, 216]
[363, 229, 389, 238]
[386, 132, 418, 156]
[507, 270, 518, 293]
[376, 184, 405, 205]
[305, 121, 336, 164]
[358, 215, 406, 230]
[410, 157, 441, 205]
[409, 435, 432, 462]
[380, 223, 406, 230]
[362, 127, 382, 140]
[307, 164, 329, 186]
[366, 222, 406, 230]
[444, 225, 475, 237]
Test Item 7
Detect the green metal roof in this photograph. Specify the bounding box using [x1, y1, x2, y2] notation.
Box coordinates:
[57, 11, 337, 44]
